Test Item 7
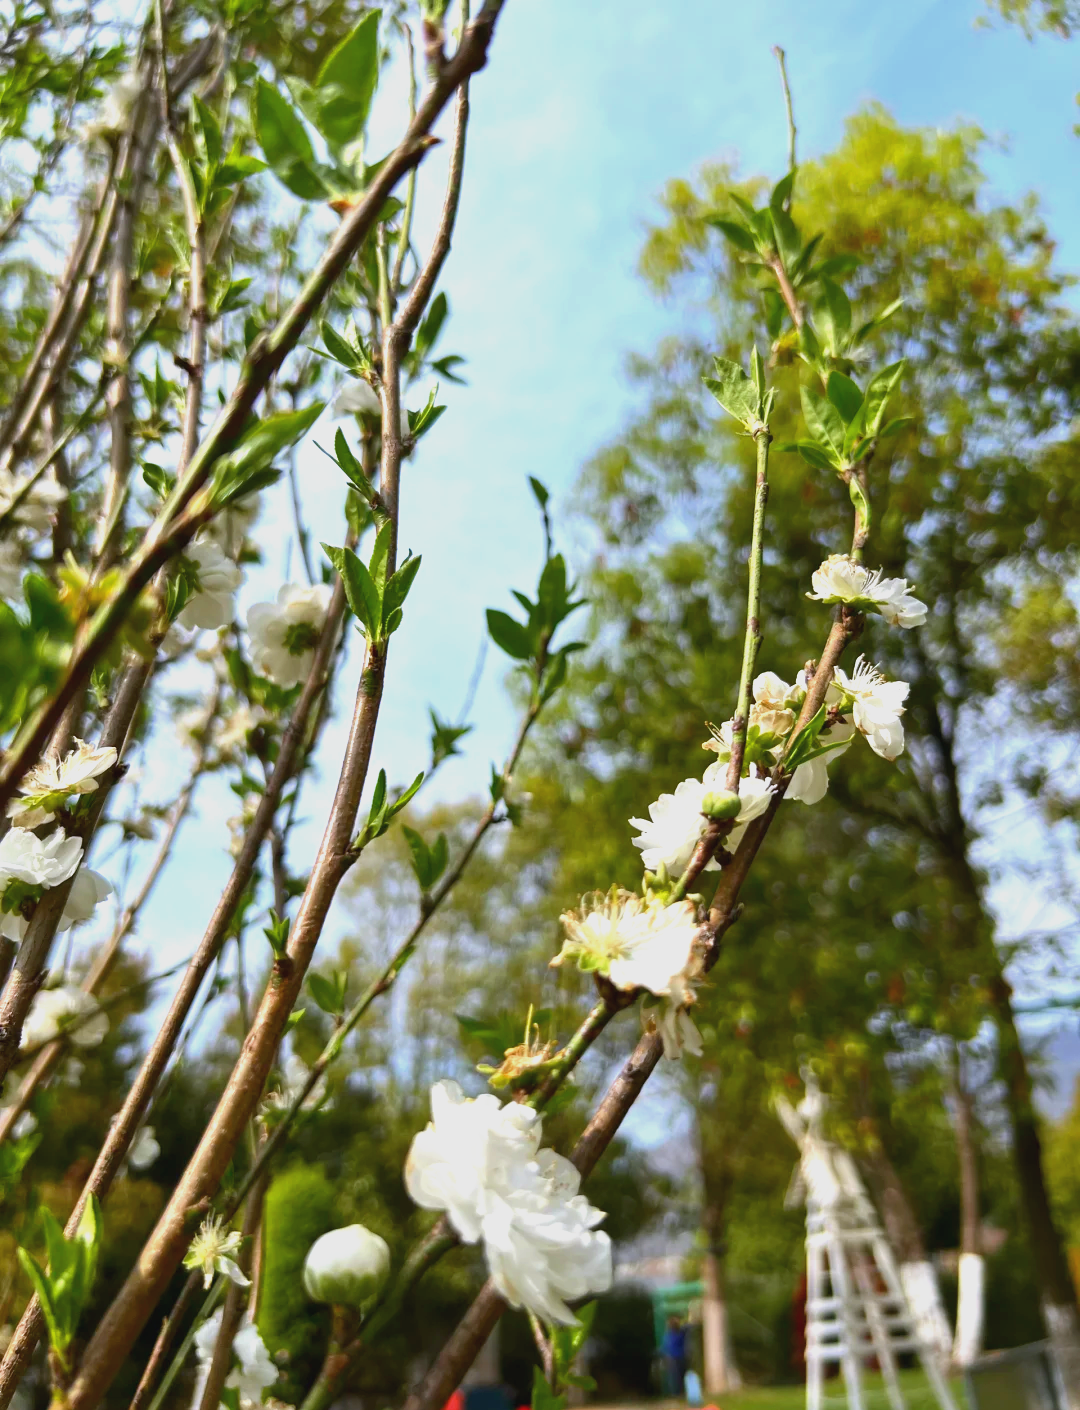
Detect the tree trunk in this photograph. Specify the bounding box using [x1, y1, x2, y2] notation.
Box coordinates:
[701, 1207, 742, 1395]
[699, 1153, 741, 1395]
[862, 1140, 952, 1364]
[991, 976, 1080, 1406]
[920, 688, 1080, 1398]
[951, 1047, 985, 1369]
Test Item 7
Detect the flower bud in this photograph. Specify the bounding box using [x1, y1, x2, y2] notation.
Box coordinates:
[303, 1224, 390, 1308]
[700, 789, 740, 820]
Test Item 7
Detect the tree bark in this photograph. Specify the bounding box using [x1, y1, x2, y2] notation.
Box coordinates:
[991, 975, 1080, 1404]
[699, 1124, 741, 1394]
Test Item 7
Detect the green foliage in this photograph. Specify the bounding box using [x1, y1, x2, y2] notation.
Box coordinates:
[17, 1197, 103, 1371]
[259, 1165, 336, 1401]
[353, 766, 425, 851]
[323, 523, 422, 643]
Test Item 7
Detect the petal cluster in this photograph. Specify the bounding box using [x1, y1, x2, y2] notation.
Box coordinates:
[22, 984, 108, 1051]
[833, 656, 908, 760]
[629, 767, 774, 877]
[175, 537, 242, 632]
[405, 1080, 611, 1324]
[247, 582, 332, 687]
[193, 1309, 276, 1410]
[7, 739, 117, 828]
[808, 554, 927, 629]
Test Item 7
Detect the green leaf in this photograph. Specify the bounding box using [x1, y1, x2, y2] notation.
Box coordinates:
[826, 370, 863, 426]
[769, 205, 802, 268]
[863, 360, 906, 436]
[17, 1249, 65, 1362]
[528, 475, 550, 509]
[191, 94, 222, 170]
[388, 772, 425, 819]
[382, 553, 421, 633]
[816, 277, 852, 351]
[703, 356, 759, 429]
[762, 288, 785, 339]
[313, 10, 381, 151]
[368, 519, 392, 601]
[253, 78, 327, 199]
[322, 542, 379, 637]
[879, 415, 914, 439]
[486, 609, 533, 661]
[770, 171, 794, 211]
[799, 384, 845, 465]
[784, 704, 827, 770]
[402, 825, 432, 888]
[707, 216, 757, 253]
[75, 1194, 103, 1294]
[322, 321, 364, 373]
[307, 970, 344, 1016]
[214, 403, 325, 506]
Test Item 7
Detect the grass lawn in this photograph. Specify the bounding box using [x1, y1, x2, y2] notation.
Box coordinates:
[681, 1369, 969, 1409]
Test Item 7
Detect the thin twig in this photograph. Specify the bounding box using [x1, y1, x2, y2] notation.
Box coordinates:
[0, 1, 504, 819]
[772, 45, 797, 197]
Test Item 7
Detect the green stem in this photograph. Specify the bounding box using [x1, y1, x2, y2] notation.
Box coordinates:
[725, 426, 770, 793]
[144, 1278, 225, 1410]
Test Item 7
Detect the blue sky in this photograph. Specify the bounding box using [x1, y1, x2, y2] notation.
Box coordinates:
[99, 0, 1080, 1104]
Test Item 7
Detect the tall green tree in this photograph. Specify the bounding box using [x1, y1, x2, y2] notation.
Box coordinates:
[515, 104, 1080, 1388]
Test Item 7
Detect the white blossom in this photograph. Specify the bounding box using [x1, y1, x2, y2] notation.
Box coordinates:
[22, 984, 108, 1051]
[192, 1309, 276, 1410]
[128, 1125, 160, 1171]
[405, 1079, 541, 1244]
[175, 537, 242, 632]
[0, 468, 67, 534]
[246, 582, 332, 687]
[808, 554, 927, 629]
[183, 1215, 250, 1290]
[833, 656, 909, 760]
[554, 891, 702, 998]
[60, 867, 112, 927]
[0, 541, 22, 601]
[0, 826, 82, 891]
[631, 765, 774, 876]
[480, 1149, 613, 1325]
[332, 379, 411, 437]
[405, 1081, 611, 1324]
[80, 71, 141, 143]
[303, 1224, 390, 1307]
[7, 739, 117, 828]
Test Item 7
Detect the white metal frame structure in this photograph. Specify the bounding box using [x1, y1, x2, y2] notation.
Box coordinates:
[777, 1088, 958, 1410]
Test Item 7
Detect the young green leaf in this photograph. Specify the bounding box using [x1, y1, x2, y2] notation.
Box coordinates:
[322, 543, 380, 637]
[799, 384, 845, 466]
[486, 609, 533, 661]
[253, 78, 327, 199]
[703, 356, 760, 429]
[826, 370, 863, 426]
[312, 10, 381, 151]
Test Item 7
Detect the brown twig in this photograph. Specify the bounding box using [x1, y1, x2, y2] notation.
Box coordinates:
[0, 597, 343, 1401]
[0, 687, 216, 1147]
[0, 1, 505, 819]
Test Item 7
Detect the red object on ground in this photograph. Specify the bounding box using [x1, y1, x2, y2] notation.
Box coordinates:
[442, 1392, 465, 1410]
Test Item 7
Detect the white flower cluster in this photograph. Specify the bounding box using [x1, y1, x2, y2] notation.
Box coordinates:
[192, 1309, 276, 1410]
[554, 891, 706, 1059]
[406, 1080, 612, 1324]
[174, 537, 242, 632]
[630, 768, 773, 877]
[22, 982, 108, 1051]
[246, 582, 332, 688]
[80, 71, 142, 143]
[0, 740, 115, 943]
[808, 554, 927, 628]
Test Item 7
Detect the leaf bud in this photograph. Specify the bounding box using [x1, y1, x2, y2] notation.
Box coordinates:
[700, 789, 741, 821]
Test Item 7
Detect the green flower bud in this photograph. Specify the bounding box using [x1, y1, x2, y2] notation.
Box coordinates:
[302, 1223, 390, 1308]
[700, 789, 740, 820]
